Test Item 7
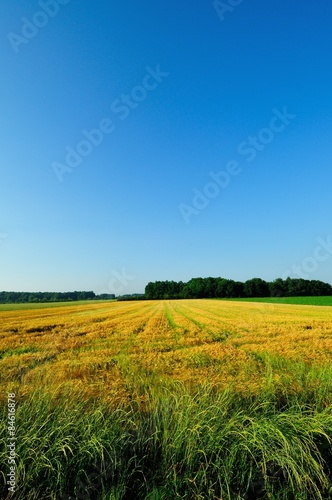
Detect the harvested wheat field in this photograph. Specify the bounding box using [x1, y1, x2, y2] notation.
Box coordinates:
[1, 300, 332, 499]
[1, 299, 332, 404]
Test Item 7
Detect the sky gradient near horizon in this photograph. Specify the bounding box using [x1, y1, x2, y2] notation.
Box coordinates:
[1, 1, 332, 294]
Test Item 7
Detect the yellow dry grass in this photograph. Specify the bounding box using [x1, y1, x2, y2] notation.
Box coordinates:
[1, 299, 332, 405]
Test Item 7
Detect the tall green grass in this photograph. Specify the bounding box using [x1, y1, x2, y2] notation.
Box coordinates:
[1, 379, 332, 500]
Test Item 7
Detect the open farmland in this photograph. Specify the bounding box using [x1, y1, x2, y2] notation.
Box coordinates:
[225, 296, 332, 307]
[1, 299, 332, 401]
[1, 300, 332, 499]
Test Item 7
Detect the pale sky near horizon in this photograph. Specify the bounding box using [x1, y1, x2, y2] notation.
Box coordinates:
[1, 1, 332, 294]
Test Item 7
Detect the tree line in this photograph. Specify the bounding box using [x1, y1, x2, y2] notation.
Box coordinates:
[144, 277, 332, 300]
[0, 291, 115, 304]
[2, 277, 331, 303]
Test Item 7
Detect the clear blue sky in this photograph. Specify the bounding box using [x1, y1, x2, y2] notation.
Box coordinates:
[1, 1, 331, 294]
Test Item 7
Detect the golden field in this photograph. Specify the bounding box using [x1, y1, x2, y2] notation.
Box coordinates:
[1, 299, 332, 406]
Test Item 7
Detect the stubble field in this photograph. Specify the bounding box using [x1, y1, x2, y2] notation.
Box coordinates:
[1, 299, 332, 499]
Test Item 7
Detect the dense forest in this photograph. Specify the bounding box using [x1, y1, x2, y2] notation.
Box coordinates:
[0, 291, 115, 303]
[145, 277, 332, 300]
